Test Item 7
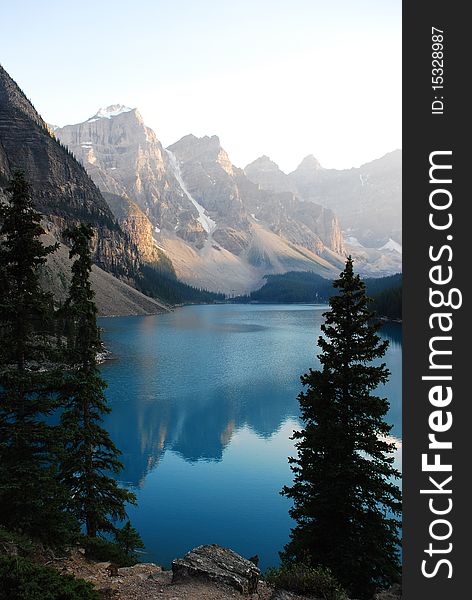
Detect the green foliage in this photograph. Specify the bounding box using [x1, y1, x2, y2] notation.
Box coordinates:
[0, 173, 141, 564]
[0, 169, 59, 366]
[61, 224, 101, 365]
[0, 528, 36, 558]
[58, 225, 136, 538]
[149, 247, 178, 279]
[244, 271, 333, 303]
[233, 270, 402, 317]
[139, 263, 225, 305]
[265, 563, 347, 600]
[80, 536, 136, 567]
[114, 521, 145, 560]
[281, 257, 401, 599]
[0, 556, 100, 600]
[364, 273, 401, 296]
[371, 284, 402, 320]
[0, 170, 76, 546]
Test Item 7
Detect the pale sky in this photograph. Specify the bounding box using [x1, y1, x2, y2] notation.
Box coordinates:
[1, 0, 401, 172]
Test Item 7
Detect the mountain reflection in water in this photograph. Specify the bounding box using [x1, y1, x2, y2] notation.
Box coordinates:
[99, 304, 401, 568]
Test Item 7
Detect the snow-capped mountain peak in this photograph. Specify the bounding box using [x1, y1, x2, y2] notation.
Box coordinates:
[379, 238, 402, 254]
[88, 105, 133, 122]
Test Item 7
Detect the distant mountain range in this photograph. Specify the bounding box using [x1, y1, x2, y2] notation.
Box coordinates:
[0, 68, 221, 314]
[245, 151, 402, 247]
[55, 108, 350, 294]
[56, 106, 401, 292]
[244, 151, 402, 275]
[1, 63, 402, 309]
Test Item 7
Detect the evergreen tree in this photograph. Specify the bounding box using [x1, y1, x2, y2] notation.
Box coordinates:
[281, 257, 401, 599]
[0, 171, 58, 368]
[114, 521, 145, 560]
[0, 170, 75, 545]
[59, 224, 136, 537]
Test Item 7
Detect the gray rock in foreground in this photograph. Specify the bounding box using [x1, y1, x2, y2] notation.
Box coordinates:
[172, 544, 260, 595]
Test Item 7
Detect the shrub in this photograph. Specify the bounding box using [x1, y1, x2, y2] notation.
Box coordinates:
[265, 562, 348, 600]
[0, 556, 100, 600]
[80, 536, 137, 567]
[0, 528, 36, 558]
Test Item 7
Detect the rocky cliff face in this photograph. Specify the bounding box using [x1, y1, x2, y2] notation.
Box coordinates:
[168, 134, 247, 229]
[288, 151, 402, 248]
[286, 154, 322, 191]
[102, 192, 163, 265]
[244, 155, 296, 194]
[56, 113, 346, 293]
[235, 172, 344, 257]
[0, 64, 174, 314]
[245, 150, 402, 276]
[0, 65, 140, 280]
[168, 134, 344, 265]
[56, 107, 207, 248]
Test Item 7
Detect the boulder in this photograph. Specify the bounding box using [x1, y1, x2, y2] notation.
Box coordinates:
[172, 544, 260, 594]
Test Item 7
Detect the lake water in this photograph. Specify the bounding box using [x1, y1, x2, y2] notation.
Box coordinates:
[99, 304, 402, 571]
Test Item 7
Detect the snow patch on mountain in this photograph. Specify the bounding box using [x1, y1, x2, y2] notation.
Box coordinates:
[88, 105, 133, 122]
[380, 238, 402, 254]
[165, 149, 217, 234]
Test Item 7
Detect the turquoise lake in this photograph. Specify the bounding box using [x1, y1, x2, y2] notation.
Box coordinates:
[99, 304, 402, 571]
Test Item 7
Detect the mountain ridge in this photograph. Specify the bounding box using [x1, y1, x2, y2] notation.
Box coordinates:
[0, 65, 172, 315]
[244, 148, 402, 275]
[55, 108, 347, 293]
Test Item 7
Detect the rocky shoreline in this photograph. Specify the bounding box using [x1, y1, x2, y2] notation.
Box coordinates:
[53, 544, 401, 600]
[55, 545, 272, 600]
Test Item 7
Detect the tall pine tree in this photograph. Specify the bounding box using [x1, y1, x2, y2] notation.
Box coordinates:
[0, 170, 75, 544]
[59, 224, 136, 537]
[281, 257, 401, 599]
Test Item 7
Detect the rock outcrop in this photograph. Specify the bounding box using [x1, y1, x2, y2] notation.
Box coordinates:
[244, 155, 296, 194]
[168, 134, 247, 227]
[172, 544, 260, 595]
[0, 66, 139, 279]
[52, 547, 276, 600]
[269, 590, 319, 600]
[103, 192, 165, 266]
[55, 107, 206, 248]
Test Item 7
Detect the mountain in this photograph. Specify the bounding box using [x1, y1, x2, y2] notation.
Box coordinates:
[0, 64, 169, 315]
[102, 192, 163, 265]
[244, 150, 402, 276]
[56, 113, 346, 294]
[55, 105, 200, 241]
[287, 154, 322, 192]
[39, 232, 168, 316]
[244, 155, 296, 194]
[288, 150, 402, 248]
